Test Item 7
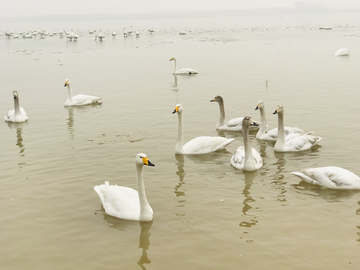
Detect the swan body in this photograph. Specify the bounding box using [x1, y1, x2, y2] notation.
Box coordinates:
[64, 79, 102, 106]
[94, 153, 155, 221]
[291, 167, 360, 189]
[4, 91, 28, 123]
[95, 30, 106, 41]
[273, 105, 321, 152]
[210, 95, 259, 131]
[172, 104, 234, 154]
[169, 57, 199, 75]
[231, 117, 263, 171]
[334, 48, 350, 56]
[64, 30, 78, 41]
[255, 100, 306, 141]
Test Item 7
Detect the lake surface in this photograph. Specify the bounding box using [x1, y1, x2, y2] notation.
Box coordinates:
[1, 13, 360, 270]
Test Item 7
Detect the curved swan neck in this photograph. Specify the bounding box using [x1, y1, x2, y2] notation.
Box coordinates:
[257, 106, 267, 136]
[67, 84, 73, 101]
[277, 111, 285, 144]
[136, 164, 151, 217]
[217, 99, 226, 127]
[14, 96, 21, 116]
[176, 111, 184, 154]
[173, 58, 177, 73]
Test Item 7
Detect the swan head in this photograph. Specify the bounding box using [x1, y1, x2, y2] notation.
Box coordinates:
[255, 100, 263, 110]
[13, 91, 19, 100]
[135, 153, 155, 167]
[243, 116, 258, 127]
[273, 105, 283, 115]
[172, 104, 183, 114]
[64, 79, 70, 87]
[169, 57, 176, 61]
[210, 95, 223, 103]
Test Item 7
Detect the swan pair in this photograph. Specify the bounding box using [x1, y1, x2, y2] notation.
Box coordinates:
[169, 57, 199, 75]
[94, 153, 155, 222]
[64, 79, 102, 106]
[210, 95, 260, 132]
[172, 104, 234, 154]
[4, 91, 28, 123]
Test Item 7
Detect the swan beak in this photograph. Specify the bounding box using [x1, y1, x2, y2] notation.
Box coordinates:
[169, 57, 174, 61]
[210, 98, 215, 102]
[64, 82, 68, 87]
[251, 121, 259, 127]
[255, 105, 259, 110]
[172, 106, 179, 114]
[142, 157, 155, 167]
[273, 109, 278, 115]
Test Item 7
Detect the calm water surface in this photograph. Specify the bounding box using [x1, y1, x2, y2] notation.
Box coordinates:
[1, 13, 360, 270]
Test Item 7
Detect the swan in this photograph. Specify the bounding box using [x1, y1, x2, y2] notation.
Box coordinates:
[273, 105, 322, 152]
[210, 95, 259, 131]
[231, 116, 263, 171]
[169, 57, 199, 75]
[334, 48, 350, 56]
[63, 79, 102, 106]
[290, 167, 360, 189]
[255, 100, 306, 141]
[94, 153, 155, 221]
[4, 91, 28, 123]
[172, 104, 234, 154]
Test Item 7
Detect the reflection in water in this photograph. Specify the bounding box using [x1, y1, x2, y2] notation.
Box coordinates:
[272, 152, 288, 206]
[101, 211, 153, 270]
[239, 171, 258, 229]
[7, 122, 27, 168]
[174, 154, 186, 208]
[67, 107, 74, 139]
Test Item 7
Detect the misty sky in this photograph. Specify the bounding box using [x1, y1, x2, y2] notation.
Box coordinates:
[1, 0, 360, 17]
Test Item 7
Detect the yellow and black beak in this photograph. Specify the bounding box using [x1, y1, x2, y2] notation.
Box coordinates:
[210, 98, 216, 102]
[255, 105, 259, 110]
[273, 109, 278, 115]
[64, 81, 68, 87]
[172, 106, 179, 114]
[142, 157, 155, 167]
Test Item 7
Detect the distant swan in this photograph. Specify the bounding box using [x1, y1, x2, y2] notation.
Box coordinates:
[4, 91, 28, 123]
[231, 116, 263, 171]
[210, 95, 259, 131]
[169, 57, 199, 75]
[334, 48, 350, 56]
[255, 100, 305, 141]
[291, 166, 360, 189]
[64, 79, 102, 106]
[94, 153, 155, 221]
[172, 104, 234, 154]
[273, 105, 321, 152]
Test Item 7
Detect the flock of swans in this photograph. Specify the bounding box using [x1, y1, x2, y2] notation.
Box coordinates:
[4, 55, 359, 222]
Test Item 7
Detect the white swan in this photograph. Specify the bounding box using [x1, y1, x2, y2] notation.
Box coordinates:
[4, 91, 28, 123]
[63, 79, 102, 106]
[291, 167, 360, 189]
[210, 95, 259, 131]
[94, 153, 155, 221]
[231, 116, 263, 171]
[273, 105, 322, 152]
[255, 100, 306, 141]
[169, 57, 199, 75]
[334, 48, 350, 56]
[172, 104, 234, 154]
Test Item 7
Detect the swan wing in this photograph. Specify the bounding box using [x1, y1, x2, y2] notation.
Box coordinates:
[291, 167, 360, 189]
[230, 146, 245, 169]
[66, 94, 102, 106]
[174, 68, 199, 75]
[281, 133, 321, 151]
[183, 136, 234, 154]
[94, 182, 140, 220]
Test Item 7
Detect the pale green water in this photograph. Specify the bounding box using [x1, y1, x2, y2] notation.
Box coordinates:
[1, 13, 360, 270]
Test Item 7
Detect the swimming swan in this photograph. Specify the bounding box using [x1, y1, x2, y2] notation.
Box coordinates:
[63, 79, 102, 106]
[172, 104, 234, 154]
[210, 95, 259, 131]
[94, 153, 155, 221]
[4, 91, 28, 123]
[169, 57, 199, 75]
[230, 116, 263, 171]
[255, 100, 306, 141]
[334, 48, 350, 56]
[291, 166, 360, 189]
[273, 105, 321, 152]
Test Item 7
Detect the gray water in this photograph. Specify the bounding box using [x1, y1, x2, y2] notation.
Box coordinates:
[1, 13, 360, 270]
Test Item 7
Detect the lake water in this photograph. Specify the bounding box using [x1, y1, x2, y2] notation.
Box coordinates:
[1, 12, 360, 270]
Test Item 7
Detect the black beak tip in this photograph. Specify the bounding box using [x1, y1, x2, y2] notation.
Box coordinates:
[255, 106, 259, 110]
[273, 111, 277, 114]
[148, 161, 155, 167]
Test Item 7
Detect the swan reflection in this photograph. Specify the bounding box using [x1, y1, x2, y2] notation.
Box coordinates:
[7, 121, 27, 156]
[174, 154, 186, 207]
[239, 171, 258, 228]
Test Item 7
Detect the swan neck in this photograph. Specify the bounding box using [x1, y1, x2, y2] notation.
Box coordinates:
[243, 125, 252, 161]
[173, 59, 177, 73]
[257, 106, 267, 136]
[67, 84, 73, 101]
[176, 111, 184, 153]
[136, 164, 151, 216]
[277, 111, 285, 143]
[217, 99, 226, 127]
[14, 97, 21, 116]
